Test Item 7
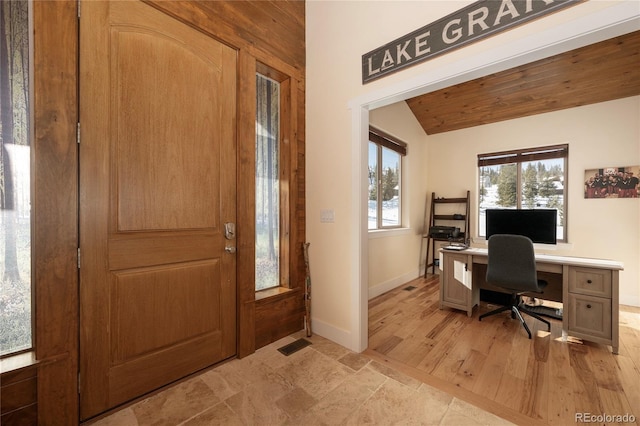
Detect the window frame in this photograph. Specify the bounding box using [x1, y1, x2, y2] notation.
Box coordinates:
[255, 63, 291, 293]
[477, 144, 569, 242]
[368, 126, 406, 230]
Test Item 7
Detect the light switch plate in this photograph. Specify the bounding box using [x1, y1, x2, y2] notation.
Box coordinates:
[320, 209, 335, 223]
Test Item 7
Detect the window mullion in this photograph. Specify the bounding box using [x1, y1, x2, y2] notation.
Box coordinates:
[517, 163, 523, 208]
[377, 145, 383, 228]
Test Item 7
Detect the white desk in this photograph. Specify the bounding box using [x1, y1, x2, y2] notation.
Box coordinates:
[439, 247, 623, 354]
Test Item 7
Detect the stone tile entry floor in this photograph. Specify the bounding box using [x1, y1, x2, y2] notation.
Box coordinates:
[89, 331, 513, 425]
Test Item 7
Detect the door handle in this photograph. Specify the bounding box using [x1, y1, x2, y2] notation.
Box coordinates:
[225, 246, 236, 253]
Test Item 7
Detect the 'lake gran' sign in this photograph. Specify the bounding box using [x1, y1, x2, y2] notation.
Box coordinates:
[362, 0, 580, 84]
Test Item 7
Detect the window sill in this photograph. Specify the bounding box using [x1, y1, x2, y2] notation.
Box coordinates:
[368, 227, 412, 239]
[255, 286, 296, 302]
[1, 351, 38, 375]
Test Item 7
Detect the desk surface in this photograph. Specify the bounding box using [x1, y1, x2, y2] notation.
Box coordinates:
[443, 247, 624, 271]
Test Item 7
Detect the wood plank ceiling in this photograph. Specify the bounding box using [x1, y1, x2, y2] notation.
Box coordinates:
[406, 30, 640, 135]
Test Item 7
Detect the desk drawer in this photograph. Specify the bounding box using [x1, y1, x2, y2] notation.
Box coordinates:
[568, 267, 612, 298]
[567, 293, 612, 340]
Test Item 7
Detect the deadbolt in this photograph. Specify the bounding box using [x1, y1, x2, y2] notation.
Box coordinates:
[224, 222, 236, 240]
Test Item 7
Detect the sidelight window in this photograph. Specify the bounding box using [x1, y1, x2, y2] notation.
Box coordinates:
[1, 0, 32, 356]
[255, 73, 280, 291]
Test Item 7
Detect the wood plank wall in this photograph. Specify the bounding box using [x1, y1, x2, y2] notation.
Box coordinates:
[22, 1, 305, 423]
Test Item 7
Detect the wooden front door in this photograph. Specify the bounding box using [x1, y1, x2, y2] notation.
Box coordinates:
[79, 1, 237, 419]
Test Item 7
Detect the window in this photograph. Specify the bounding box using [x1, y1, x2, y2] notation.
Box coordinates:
[1, 0, 32, 356]
[255, 63, 293, 294]
[368, 127, 406, 230]
[478, 144, 568, 241]
[255, 72, 280, 291]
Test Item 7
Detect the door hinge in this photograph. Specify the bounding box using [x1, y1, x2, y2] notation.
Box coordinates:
[77, 247, 81, 269]
[76, 122, 81, 144]
[78, 372, 81, 393]
[77, 0, 81, 19]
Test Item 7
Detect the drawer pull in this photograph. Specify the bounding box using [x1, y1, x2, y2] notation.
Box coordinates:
[586, 304, 592, 309]
[587, 279, 593, 284]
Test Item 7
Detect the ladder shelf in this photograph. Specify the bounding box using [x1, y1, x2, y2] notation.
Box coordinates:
[423, 190, 471, 277]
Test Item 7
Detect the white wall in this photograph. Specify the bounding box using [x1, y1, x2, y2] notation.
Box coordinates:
[306, 0, 640, 351]
[368, 103, 428, 299]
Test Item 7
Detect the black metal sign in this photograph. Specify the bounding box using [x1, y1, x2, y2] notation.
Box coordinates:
[362, 0, 580, 84]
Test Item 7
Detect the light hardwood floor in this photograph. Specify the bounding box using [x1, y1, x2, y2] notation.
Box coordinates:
[366, 275, 640, 426]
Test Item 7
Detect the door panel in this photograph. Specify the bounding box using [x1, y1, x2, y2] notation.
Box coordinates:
[79, 0, 237, 419]
[114, 27, 222, 231]
[111, 260, 221, 363]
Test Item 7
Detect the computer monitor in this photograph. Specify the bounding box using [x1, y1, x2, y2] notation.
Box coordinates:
[485, 209, 557, 245]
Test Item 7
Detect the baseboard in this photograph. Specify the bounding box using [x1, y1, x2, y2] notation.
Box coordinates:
[368, 269, 421, 300]
[619, 295, 640, 308]
[308, 318, 353, 351]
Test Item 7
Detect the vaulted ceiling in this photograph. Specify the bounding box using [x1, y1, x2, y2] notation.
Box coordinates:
[406, 30, 640, 135]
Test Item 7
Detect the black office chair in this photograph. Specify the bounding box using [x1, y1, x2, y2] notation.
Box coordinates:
[479, 234, 551, 339]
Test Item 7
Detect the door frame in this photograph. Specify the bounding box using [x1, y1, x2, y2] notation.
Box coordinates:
[30, 0, 306, 422]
